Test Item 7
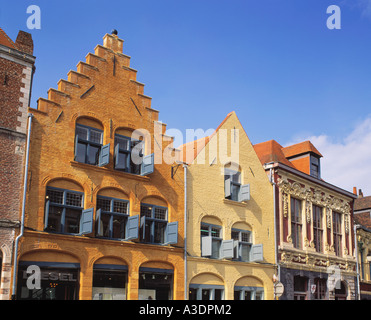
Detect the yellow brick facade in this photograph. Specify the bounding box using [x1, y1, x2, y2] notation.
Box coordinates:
[13, 33, 185, 300]
[183, 112, 276, 300]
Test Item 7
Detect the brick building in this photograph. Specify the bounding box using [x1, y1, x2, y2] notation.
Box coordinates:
[0, 27, 35, 300]
[254, 140, 357, 300]
[179, 112, 276, 300]
[13, 32, 184, 300]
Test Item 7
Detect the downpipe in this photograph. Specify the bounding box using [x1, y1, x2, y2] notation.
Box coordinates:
[11, 113, 33, 300]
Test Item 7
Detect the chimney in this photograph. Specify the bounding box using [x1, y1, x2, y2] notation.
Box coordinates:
[359, 189, 364, 198]
[15, 31, 33, 55]
[353, 187, 357, 195]
[103, 29, 124, 54]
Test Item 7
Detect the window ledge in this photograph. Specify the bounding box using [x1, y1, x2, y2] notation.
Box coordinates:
[223, 198, 248, 207]
[70, 161, 150, 181]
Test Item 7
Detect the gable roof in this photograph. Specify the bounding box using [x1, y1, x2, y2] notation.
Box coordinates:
[178, 111, 234, 164]
[282, 140, 323, 159]
[253, 140, 295, 168]
[0, 27, 16, 49]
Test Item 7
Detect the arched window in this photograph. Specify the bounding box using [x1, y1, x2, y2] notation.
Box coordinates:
[224, 162, 250, 202]
[74, 117, 110, 167]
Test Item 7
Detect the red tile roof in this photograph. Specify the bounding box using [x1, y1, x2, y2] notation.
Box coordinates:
[282, 140, 323, 159]
[0, 27, 16, 49]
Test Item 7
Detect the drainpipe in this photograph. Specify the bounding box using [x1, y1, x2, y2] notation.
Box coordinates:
[354, 224, 361, 300]
[183, 163, 188, 300]
[11, 113, 33, 300]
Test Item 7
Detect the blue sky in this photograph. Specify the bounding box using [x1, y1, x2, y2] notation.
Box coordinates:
[2, 0, 371, 194]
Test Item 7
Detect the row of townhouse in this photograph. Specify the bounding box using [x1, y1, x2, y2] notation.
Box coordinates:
[0, 28, 364, 300]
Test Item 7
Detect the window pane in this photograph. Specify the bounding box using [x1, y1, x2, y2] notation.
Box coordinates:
[244, 291, 252, 300]
[231, 230, 239, 241]
[97, 198, 111, 212]
[200, 225, 209, 237]
[113, 201, 128, 214]
[75, 142, 87, 163]
[214, 289, 223, 300]
[99, 213, 111, 237]
[76, 126, 88, 140]
[64, 208, 81, 233]
[154, 222, 166, 244]
[154, 207, 166, 220]
[92, 270, 127, 300]
[47, 206, 62, 232]
[141, 205, 152, 218]
[65, 192, 83, 207]
[47, 189, 64, 204]
[241, 232, 250, 242]
[202, 289, 210, 300]
[116, 136, 130, 151]
[90, 129, 102, 144]
[87, 145, 100, 165]
[189, 288, 197, 300]
[211, 227, 220, 238]
[112, 215, 126, 239]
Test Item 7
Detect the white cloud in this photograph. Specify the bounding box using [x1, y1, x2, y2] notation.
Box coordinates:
[285, 116, 371, 196]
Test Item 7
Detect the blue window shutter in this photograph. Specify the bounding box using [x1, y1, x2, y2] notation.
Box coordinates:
[74, 135, 79, 161]
[201, 236, 213, 256]
[250, 244, 264, 262]
[165, 221, 178, 245]
[233, 240, 240, 260]
[224, 176, 231, 198]
[44, 200, 50, 230]
[140, 215, 146, 239]
[221, 239, 234, 259]
[98, 143, 110, 167]
[141, 153, 154, 176]
[80, 208, 94, 235]
[125, 215, 139, 240]
[96, 208, 103, 236]
[238, 184, 250, 202]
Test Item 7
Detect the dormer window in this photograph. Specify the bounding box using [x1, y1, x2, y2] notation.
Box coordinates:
[310, 155, 320, 179]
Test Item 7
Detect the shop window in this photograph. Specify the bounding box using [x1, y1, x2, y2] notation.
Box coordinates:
[291, 198, 302, 249]
[44, 187, 94, 235]
[139, 204, 178, 245]
[334, 281, 347, 300]
[293, 276, 308, 300]
[114, 133, 154, 176]
[234, 286, 264, 300]
[189, 284, 224, 300]
[75, 124, 110, 167]
[313, 205, 323, 253]
[224, 165, 250, 202]
[17, 262, 80, 300]
[333, 212, 342, 257]
[139, 268, 173, 300]
[92, 265, 127, 300]
[96, 196, 138, 241]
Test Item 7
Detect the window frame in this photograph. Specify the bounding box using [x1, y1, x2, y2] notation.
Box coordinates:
[234, 286, 264, 300]
[189, 284, 224, 300]
[332, 211, 342, 257]
[291, 197, 302, 249]
[96, 195, 130, 240]
[310, 155, 321, 179]
[224, 168, 241, 201]
[44, 186, 84, 235]
[75, 123, 103, 166]
[140, 203, 168, 244]
[200, 222, 222, 259]
[231, 228, 252, 262]
[114, 133, 143, 174]
[312, 205, 323, 253]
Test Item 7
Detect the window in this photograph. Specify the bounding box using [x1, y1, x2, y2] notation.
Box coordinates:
[200, 223, 222, 259]
[139, 269, 173, 300]
[92, 266, 127, 300]
[231, 229, 252, 262]
[234, 287, 264, 300]
[310, 155, 320, 179]
[313, 205, 323, 253]
[291, 198, 302, 249]
[293, 276, 307, 300]
[313, 278, 326, 300]
[96, 196, 130, 240]
[45, 187, 84, 234]
[139, 204, 178, 245]
[224, 165, 250, 202]
[333, 212, 342, 257]
[114, 134, 141, 174]
[75, 124, 110, 166]
[114, 133, 155, 176]
[189, 284, 224, 300]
